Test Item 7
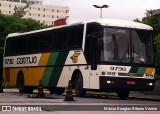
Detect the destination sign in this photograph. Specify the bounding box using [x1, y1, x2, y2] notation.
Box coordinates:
[3, 54, 41, 67]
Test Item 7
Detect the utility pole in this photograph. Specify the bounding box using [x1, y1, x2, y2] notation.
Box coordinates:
[93, 4, 109, 18]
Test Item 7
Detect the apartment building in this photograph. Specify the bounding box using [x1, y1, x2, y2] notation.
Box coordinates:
[0, 0, 69, 25]
[3, 0, 43, 5]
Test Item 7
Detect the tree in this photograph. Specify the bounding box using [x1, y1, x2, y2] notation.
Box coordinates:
[135, 10, 160, 74]
[13, 3, 30, 18]
[133, 18, 140, 22]
[134, 10, 160, 35]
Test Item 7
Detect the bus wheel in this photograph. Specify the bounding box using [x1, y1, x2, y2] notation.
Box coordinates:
[25, 86, 34, 94]
[117, 90, 129, 99]
[49, 87, 65, 95]
[17, 73, 34, 94]
[74, 73, 86, 97]
[17, 73, 25, 93]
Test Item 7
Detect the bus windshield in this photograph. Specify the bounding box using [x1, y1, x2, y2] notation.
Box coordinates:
[100, 28, 153, 64]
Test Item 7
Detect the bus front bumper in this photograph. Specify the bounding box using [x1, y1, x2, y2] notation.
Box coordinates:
[99, 76, 155, 91]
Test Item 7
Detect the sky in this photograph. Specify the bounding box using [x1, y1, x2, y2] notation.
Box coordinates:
[43, 0, 160, 23]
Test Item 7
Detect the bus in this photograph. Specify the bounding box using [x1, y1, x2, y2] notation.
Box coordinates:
[3, 19, 155, 99]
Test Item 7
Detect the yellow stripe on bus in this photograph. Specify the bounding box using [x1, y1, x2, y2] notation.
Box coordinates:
[145, 68, 154, 75]
[38, 53, 51, 66]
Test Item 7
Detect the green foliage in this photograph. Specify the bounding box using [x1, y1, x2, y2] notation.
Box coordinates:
[13, 3, 30, 18]
[155, 34, 160, 75]
[136, 10, 160, 35]
[155, 33, 160, 63]
[135, 10, 160, 75]
[133, 18, 141, 22]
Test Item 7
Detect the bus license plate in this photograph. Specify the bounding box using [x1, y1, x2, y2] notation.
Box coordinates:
[127, 81, 136, 85]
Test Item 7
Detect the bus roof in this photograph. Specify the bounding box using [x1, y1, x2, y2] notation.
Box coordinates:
[85, 19, 153, 30]
[7, 19, 153, 38]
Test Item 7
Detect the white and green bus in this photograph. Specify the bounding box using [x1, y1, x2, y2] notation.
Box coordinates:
[3, 19, 155, 99]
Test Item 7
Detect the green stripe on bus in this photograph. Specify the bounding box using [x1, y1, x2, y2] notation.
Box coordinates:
[48, 51, 69, 87]
[48, 52, 59, 65]
[42, 52, 59, 87]
[129, 67, 139, 73]
[137, 67, 146, 74]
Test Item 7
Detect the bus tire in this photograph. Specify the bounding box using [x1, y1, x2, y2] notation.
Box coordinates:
[49, 87, 65, 95]
[17, 73, 25, 93]
[25, 86, 34, 94]
[117, 90, 129, 99]
[74, 73, 86, 97]
[17, 73, 34, 94]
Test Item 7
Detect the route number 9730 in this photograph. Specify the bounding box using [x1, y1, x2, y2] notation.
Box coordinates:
[110, 67, 126, 71]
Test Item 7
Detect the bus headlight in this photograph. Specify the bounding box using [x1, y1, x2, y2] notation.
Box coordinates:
[148, 83, 153, 86]
[106, 80, 114, 84]
[107, 80, 111, 84]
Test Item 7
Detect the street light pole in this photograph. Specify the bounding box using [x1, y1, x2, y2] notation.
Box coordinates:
[93, 4, 109, 18]
[100, 8, 103, 18]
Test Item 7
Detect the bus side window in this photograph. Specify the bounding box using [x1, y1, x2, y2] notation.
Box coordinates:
[5, 37, 26, 56]
[58, 31, 67, 49]
[10, 39, 16, 55]
[39, 32, 52, 51]
[5, 39, 11, 56]
[68, 29, 75, 49]
[52, 32, 57, 50]
[53, 32, 61, 50]
[69, 27, 83, 49]
[74, 28, 83, 48]
[16, 36, 27, 54]
[66, 30, 71, 49]
[27, 35, 38, 53]
[52, 30, 67, 50]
